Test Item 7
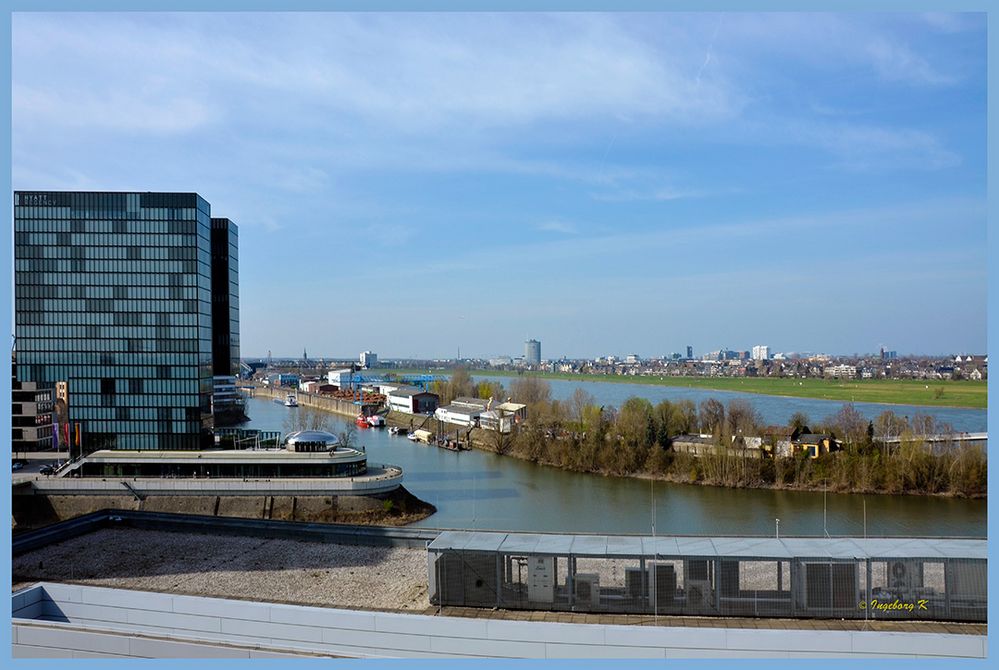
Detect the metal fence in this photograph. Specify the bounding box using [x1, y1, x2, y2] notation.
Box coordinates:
[427, 532, 986, 623]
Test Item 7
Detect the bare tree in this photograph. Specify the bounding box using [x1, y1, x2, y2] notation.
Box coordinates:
[911, 413, 936, 437]
[698, 398, 725, 437]
[669, 399, 698, 436]
[282, 406, 335, 435]
[511, 376, 551, 406]
[873, 410, 908, 456]
[827, 403, 868, 446]
[336, 425, 359, 450]
[569, 388, 596, 424]
[727, 399, 761, 437]
[449, 367, 475, 399]
[476, 380, 506, 401]
[787, 411, 810, 432]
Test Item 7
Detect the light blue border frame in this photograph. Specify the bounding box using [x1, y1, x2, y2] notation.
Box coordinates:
[3, 1, 993, 666]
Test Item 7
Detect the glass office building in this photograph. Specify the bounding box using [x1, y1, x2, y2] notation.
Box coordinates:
[210, 217, 239, 377]
[13, 191, 217, 450]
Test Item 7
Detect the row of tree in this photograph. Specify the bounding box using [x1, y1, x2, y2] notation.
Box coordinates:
[447, 371, 986, 498]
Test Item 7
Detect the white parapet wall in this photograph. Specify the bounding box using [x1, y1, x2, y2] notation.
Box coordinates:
[12, 583, 987, 659]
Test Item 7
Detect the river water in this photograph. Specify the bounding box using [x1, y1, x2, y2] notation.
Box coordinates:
[471, 374, 987, 433]
[244, 397, 985, 538]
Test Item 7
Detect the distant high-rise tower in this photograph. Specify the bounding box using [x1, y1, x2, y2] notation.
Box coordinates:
[360, 351, 378, 369]
[686, 345, 693, 359]
[525, 339, 542, 366]
[751, 345, 770, 361]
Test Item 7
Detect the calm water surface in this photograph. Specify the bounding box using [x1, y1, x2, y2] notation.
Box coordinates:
[245, 397, 985, 538]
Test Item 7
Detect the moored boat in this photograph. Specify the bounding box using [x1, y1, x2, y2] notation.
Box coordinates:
[356, 414, 370, 428]
[367, 415, 385, 428]
[284, 394, 299, 407]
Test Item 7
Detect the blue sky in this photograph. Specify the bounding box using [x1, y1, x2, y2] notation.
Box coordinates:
[12, 12, 986, 360]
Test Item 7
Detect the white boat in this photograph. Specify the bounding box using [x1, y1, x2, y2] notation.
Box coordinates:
[284, 394, 299, 407]
[367, 415, 385, 428]
[388, 426, 401, 435]
[406, 432, 418, 441]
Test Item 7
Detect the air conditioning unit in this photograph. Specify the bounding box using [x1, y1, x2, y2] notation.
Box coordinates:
[625, 567, 645, 599]
[647, 563, 677, 607]
[887, 560, 923, 592]
[686, 579, 713, 609]
[574, 573, 600, 608]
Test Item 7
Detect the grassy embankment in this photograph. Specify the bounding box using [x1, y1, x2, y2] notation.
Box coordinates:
[391, 369, 986, 409]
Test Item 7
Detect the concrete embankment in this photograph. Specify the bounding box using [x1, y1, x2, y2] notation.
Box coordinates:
[253, 386, 487, 448]
[12, 486, 435, 531]
[249, 386, 370, 418]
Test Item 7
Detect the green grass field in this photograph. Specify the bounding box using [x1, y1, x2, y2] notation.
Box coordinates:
[391, 369, 987, 409]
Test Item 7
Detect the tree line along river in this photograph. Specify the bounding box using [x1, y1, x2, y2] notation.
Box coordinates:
[473, 374, 987, 433]
[244, 392, 986, 538]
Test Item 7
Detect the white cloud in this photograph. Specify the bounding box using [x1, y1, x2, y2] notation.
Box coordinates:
[866, 39, 955, 86]
[13, 12, 742, 137]
[917, 12, 980, 33]
[13, 84, 216, 134]
[537, 220, 578, 234]
[784, 121, 961, 171]
[371, 196, 984, 282]
[590, 186, 711, 203]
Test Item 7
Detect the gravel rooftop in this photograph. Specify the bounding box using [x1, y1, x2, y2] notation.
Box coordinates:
[13, 527, 429, 611]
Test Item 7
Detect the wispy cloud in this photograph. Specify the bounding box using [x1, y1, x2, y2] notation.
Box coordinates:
[537, 220, 578, 234]
[866, 38, 956, 86]
[590, 186, 713, 203]
[13, 13, 742, 136]
[371, 196, 985, 282]
[781, 120, 961, 171]
[13, 84, 216, 134]
[917, 12, 981, 34]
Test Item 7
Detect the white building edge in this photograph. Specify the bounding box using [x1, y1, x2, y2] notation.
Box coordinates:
[12, 582, 986, 659]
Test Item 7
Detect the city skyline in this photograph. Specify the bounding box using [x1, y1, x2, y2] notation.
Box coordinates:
[13, 12, 987, 358]
[239, 342, 973, 362]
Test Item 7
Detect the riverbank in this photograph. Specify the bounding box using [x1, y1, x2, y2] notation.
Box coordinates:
[391, 369, 987, 409]
[461, 424, 986, 499]
[270, 392, 984, 499]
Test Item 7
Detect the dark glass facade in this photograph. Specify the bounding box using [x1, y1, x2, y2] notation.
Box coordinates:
[14, 191, 216, 450]
[210, 218, 239, 376]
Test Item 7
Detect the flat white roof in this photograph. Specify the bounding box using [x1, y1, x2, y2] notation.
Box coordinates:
[428, 531, 985, 560]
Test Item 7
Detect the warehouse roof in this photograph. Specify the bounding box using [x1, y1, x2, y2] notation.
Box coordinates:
[387, 386, 433, 397]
